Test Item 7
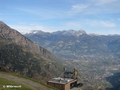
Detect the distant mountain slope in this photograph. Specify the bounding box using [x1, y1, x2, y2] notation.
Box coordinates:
[0, 21, 62, 80]
[24, 30, 120, 60]
[24, 30, 120, 90]
[93, 35, 120, 58]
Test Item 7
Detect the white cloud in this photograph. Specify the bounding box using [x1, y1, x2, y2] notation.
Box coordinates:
[17, 8, 66, 20]
[82, 19, 116, 28]
[9, 24, 53, 33]
[100, 21, 116, 27]
[67, 0, 120, 15]
[67, 4, 90, 15]
[93, 0, 118, 5]
[16, 0, 120, 21]
[9, 20, 119, 35]
[91, 0, 120, 13]
[71, 4, 89, 13]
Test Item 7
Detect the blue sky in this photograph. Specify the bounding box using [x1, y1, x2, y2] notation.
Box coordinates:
[0, 0, 120, 35]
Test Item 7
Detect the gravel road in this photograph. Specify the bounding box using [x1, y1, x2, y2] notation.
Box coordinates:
[0, 73, 53, 90]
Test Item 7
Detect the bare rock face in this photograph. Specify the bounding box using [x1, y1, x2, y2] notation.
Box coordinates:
[0, 21, 57, 59]
[0, 21, 61, 66]
[0, 21, 41, 54]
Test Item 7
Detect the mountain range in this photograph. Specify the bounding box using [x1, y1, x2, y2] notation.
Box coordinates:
[1, 21, 120, 90]
[24, 29, 120, 90]
[24, 30, 120, 60]
[0, 21, 62, 81]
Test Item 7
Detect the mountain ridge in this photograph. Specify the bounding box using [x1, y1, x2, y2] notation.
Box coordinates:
[27, 29, 87, 36]
[0, 21, 62, 81]
[0, 21, 40, 54]
[24, 30, 120, 60]
[25, 29, 120, 36]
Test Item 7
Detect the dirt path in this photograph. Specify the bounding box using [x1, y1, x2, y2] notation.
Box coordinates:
[0, 73, 53, 90]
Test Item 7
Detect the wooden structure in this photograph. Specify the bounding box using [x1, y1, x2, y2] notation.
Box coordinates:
[47, 67, 82, 90]
[47, 77, 77, 90]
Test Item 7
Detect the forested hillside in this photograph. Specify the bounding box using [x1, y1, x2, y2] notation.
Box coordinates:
[0, 21, 62, 81]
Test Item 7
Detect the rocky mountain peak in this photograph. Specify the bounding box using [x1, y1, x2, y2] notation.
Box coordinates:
[0, 21, 11, 32]
[25, 29, 120, 60]
[0, 21, 41, 54]
[50, 30, 86, 37]
[60, 30, 86, 37]
[27, 29, 86, 37]
[27, 30, 50, 36]
[30, 30, 44, 34]
[0, 21, 6, 25]
[63, 29, 85, 34]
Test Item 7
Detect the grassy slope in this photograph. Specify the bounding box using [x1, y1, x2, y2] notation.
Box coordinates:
[0, 77, 32, 90]
[0, 72, 58, 90]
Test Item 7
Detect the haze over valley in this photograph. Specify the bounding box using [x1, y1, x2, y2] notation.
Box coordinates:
[24, 29, 120, 90]
[0, 21, 120, 90]
[1, 0, 120, 90]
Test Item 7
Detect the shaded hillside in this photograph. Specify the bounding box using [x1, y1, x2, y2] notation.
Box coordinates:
[106, 72, 120, 90]
[0, 21, 62, 81]
[0, 21, 60, 60]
